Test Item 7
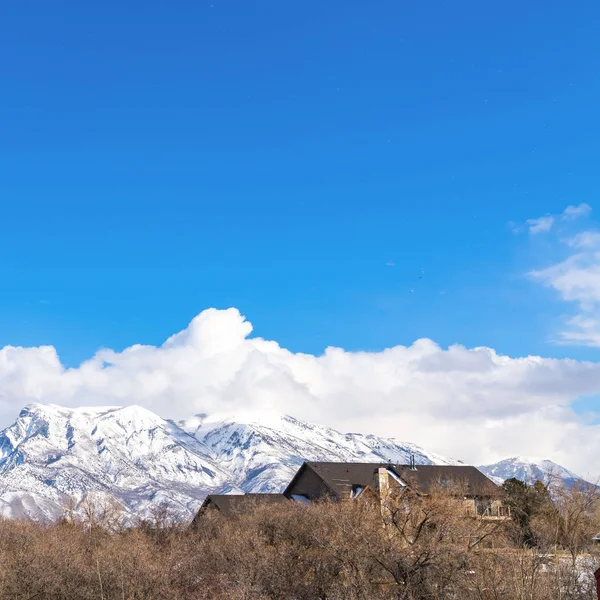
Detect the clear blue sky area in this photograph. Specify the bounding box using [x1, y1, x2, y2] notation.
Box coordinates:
[1, 1, 599, 365]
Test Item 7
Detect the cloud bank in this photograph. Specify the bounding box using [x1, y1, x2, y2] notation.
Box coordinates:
[1, 307, 600, 478]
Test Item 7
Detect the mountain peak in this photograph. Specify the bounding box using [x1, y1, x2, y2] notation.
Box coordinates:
[22, 402, 108, 413]
[478, 456, 583, 487]
[0, 403, 231, 522]
[19, 403, 173, 427]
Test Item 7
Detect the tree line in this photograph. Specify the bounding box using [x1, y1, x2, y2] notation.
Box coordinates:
[0, 478, 598, 599]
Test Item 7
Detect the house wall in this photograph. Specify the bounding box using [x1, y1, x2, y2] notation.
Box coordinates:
[286, 467, 333, 500]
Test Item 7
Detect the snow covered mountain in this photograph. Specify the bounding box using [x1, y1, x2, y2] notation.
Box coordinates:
[0, 404, 458, 522]
[0, 403, 590, 523]
[478, 457, 588, 488]
[0, 404, 230, 522]
[179, 411, 459, 494]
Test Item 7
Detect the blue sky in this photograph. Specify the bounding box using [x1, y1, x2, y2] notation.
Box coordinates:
[2, 0, 600, 367]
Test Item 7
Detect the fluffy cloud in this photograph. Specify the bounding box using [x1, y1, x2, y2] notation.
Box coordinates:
[1, 307, 600, 479]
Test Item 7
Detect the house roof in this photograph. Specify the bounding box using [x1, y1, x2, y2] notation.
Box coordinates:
[392, 464, 500, 497]
[200, 493, 289, 517]
[285, 462, 500, 499]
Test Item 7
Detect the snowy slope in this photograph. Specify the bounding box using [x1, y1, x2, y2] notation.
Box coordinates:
[478, 457, 587, 487]
[0, 404, 230, 521]
[180, 411, 460, 493]
[0, 404, 460, 522]
[3, 403, 588, 524]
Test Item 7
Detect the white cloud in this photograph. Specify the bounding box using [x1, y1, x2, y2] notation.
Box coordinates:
[530, 252, 600, 309]
[563, 203, 592, 221]
[518, 203, 591, 236]
[530, 251, 600, 346]
[526, 215, 554, 234]
[522, 204, 600, 346]
[567, 231, 600, 249]
[2, 307, 600, 478]
[529, 200, 600, 345]
[556, 316, 600, 347]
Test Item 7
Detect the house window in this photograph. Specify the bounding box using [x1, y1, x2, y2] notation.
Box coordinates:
[351, 485, 364, 499]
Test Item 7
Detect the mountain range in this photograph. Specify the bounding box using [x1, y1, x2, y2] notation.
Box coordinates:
[0, 403, 589, 522]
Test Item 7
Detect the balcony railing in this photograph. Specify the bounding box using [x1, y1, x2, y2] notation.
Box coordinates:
[464, 502, 510, 519]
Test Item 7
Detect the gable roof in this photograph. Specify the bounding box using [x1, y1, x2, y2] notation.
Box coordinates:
[284, 462, 499, 499]
[199, 493, 289, 517]
[283, 462, 384, 499]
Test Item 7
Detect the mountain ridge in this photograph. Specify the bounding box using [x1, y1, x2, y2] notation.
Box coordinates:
[183, 411, 459, 494]
[0, 403, 590, 522]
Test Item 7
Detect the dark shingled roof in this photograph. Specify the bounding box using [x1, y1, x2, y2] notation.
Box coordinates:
[286, 462, 500, 499]
[392, 465, 500, 497]
[200, 493, 289, 517]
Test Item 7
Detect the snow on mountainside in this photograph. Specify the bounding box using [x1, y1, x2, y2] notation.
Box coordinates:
[478, 457, 590, 488]
[0, 404, 461, 522]
[1, 403, 588, 524]
[0, 404, 230, 522]
[180, 411, 460, 494]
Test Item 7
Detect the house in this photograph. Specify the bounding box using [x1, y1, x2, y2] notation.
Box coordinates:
[283, 461, 508, 518]
[191, 461, 508, 525]
[191, 493, 288, 526]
